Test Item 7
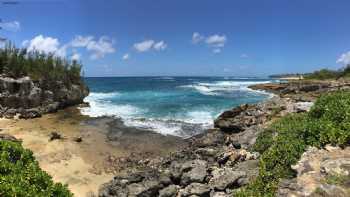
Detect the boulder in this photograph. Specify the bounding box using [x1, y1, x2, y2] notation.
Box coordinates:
[209, 167, 246, 190]
[180, 160, 208, 185]
[159, 185, 179, 197]
[180, 183, 210, 197]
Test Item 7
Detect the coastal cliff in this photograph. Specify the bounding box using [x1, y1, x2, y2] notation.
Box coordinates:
[0, 44, 89, 119]
[0, 76, 89, 119]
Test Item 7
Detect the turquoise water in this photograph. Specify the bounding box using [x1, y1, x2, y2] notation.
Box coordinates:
[80, 77, 275, 137]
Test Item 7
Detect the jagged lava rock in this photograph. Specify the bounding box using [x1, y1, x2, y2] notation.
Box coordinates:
[0, 76, 89, 118]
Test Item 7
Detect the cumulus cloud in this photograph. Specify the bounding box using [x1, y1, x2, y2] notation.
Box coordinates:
[192, 32, 204, 44]
[153, 41, 167, 51]
[22, 35, 116, 60]
[337, 51, 350, 65]
[122, 53, 130, 60]
[192, 32, 227, 53]
[1, 21, 20, 32]
[70, 35, 94, 47]
[134, 40, 155, 52]
[133, 39, 167, 52]
[25, 35, 61, 54]
[205, 34, 227, 48]
[85, 36, 116, 60]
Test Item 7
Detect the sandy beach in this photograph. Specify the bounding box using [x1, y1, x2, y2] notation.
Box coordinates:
[0, 107, 187, 196]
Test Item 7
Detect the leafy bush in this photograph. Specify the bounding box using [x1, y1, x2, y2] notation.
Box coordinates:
[236, 91, 350, 196]
[304, 65, 350, 80]
[0, 140, 72, 197]
[0, 42, 83, 87]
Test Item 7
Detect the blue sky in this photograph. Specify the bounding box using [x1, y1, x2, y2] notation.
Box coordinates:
[1, 0, 350, 76]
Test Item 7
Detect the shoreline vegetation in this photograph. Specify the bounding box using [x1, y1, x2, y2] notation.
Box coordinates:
[0, 45, 350, 196]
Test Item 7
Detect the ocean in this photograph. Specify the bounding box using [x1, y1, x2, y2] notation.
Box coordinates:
[80, 77, 276, 138]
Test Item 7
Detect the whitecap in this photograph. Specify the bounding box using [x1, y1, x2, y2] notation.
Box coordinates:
[80, 92, 142, 118]
[179, 80, 273, 96]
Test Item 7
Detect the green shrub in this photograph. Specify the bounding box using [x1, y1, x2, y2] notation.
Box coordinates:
[0, 42, 83, 87]
[303, 65, 350, 80]
[236, 90, 350, 196]
[0, 140, 72, 197]
[252, 129, 274, 154]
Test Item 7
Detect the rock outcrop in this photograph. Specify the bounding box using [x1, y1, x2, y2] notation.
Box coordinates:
[98, 80, 350, 197]
[98, 96, 298, 196]
[0, 76, 89, 118]
[249, 80, 350, 101]
[278, 146, 350, 197]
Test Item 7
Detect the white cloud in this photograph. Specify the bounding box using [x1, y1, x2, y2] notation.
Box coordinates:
[153, 41, 167, 51]
[205, 34, 227, 48]
[85, 36, 116, 60]
[70, 35, 116, 60]
[337, 51, 350, 65]
[192, 32, 204, 44]
[213, 48, 221, 54]
[240, 54, 249, 58]
[1, 21, 20, 32]
[26, 35, 61, 54]
[71, 35, 94, 47]
[192, 32, 227, 53]
[23, 35, 116, 60]
[133, 39, 167, 52]
[122, 53, 130, 60]
[134, 40, 155, 52]
[71, 53, 81, 61]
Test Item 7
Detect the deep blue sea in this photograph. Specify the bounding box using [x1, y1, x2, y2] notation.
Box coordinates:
[80, 77, 276, 137]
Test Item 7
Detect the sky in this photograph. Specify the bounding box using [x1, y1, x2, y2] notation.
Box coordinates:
[1, 0, 350, 77]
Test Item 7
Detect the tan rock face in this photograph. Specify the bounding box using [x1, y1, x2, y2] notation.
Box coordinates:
[278, 146, 350, 197]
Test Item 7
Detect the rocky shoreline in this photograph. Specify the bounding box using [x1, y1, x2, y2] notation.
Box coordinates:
[98, 80, 350, 197]
[0, 76, 89, 119]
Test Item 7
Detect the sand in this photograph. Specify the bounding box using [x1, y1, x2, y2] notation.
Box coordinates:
[0, 107, 186, 196]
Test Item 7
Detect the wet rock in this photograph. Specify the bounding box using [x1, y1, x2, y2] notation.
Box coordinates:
[209, 167, 246, 190]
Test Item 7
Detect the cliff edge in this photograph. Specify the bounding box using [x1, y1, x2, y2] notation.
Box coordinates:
[0, 76, 89, 119]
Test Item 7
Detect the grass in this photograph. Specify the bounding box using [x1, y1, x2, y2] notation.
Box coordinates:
[236, 91, 350, 196]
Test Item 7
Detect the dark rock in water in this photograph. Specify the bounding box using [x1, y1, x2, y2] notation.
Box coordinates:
[0, 76, 89, 119]
[49, 132, 62, 141]
[0, 134, 20, 142]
